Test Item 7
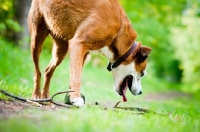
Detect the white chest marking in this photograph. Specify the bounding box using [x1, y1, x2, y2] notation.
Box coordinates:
[90, 46, 114, 62]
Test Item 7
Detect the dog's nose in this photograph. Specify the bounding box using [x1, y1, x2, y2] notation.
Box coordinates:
[138, 91, 142, 95]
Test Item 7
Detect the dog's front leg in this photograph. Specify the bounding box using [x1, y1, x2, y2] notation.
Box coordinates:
[69, 41, 88, 107]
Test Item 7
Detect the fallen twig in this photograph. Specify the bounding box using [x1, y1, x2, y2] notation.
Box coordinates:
[113, 101, 121, 107]
[26, 99, 43, 107]
[89, 101, 169, 115]
[113, 101, 154, 113]
[0, 89, 75, 108]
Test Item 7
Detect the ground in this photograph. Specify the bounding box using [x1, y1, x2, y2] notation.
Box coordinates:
[0, 91, 191, 119]
[0, 99, 58, 119]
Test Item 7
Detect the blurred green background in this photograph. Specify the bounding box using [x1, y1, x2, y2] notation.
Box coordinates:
[0, 0, 200, 95]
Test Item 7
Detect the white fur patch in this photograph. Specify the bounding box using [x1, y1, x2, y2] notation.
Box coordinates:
[90, 46, 114, 62]
[71, 97, 84, 107]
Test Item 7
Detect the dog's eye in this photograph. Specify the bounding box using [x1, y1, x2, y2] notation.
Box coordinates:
[141, 71, 145, 77]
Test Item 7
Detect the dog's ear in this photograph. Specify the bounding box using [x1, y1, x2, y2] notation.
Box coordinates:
[132, 45, 151, 63]
[140, 46, 151, 57]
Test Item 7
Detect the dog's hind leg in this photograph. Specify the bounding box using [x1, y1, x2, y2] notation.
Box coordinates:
[28, 2, 49, 99]
[29, 29, 48, 99]
[41, 38, 68, 98]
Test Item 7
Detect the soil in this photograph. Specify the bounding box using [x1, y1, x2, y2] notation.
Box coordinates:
[0, 91, 191, 119]
[0, 99, 57, 119]
[143, 91, 191, 101]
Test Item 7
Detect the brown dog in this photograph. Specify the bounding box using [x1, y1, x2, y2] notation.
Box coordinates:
[28, 0, 151, 106]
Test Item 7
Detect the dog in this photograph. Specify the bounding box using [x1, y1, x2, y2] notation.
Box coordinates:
[28, 0, 151, 107]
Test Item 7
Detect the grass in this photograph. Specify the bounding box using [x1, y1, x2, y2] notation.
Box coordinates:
[0, 40, 200, 132]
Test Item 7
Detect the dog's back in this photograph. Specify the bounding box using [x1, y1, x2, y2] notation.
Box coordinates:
[30, 0, 127, 41]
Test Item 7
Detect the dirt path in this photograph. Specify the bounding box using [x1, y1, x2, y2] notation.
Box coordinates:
[0, 100, 29, 113]
[143, 91, 191, 101]
[0, 99, 58, 119]
[0, 91, 191, 118]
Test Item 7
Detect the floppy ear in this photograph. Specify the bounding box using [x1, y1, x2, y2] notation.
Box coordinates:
[140, 46, 152, 57]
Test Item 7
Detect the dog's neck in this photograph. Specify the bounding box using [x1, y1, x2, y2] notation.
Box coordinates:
[107, 42, 138, 71]
[109, 17, 138, 63]
[96, 9, 138, 64]
[98, 29, 137, 64]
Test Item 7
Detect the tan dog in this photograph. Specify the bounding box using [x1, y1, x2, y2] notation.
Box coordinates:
[28, 0, 151, 106]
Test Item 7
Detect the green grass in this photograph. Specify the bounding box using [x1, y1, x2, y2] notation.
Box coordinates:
[0, 41, 200, 132]
[0, 101, 200, 132]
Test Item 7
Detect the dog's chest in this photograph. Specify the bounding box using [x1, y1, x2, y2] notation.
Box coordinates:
[90, 46, 114, 62]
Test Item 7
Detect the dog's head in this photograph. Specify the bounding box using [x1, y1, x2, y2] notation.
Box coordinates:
[111, 42, 151, 102]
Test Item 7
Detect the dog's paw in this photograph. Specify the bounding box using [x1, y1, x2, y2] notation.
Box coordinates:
[32, 93, 41, 99]
[64, 93, 85, 106]
[70, 97, 84, 107]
